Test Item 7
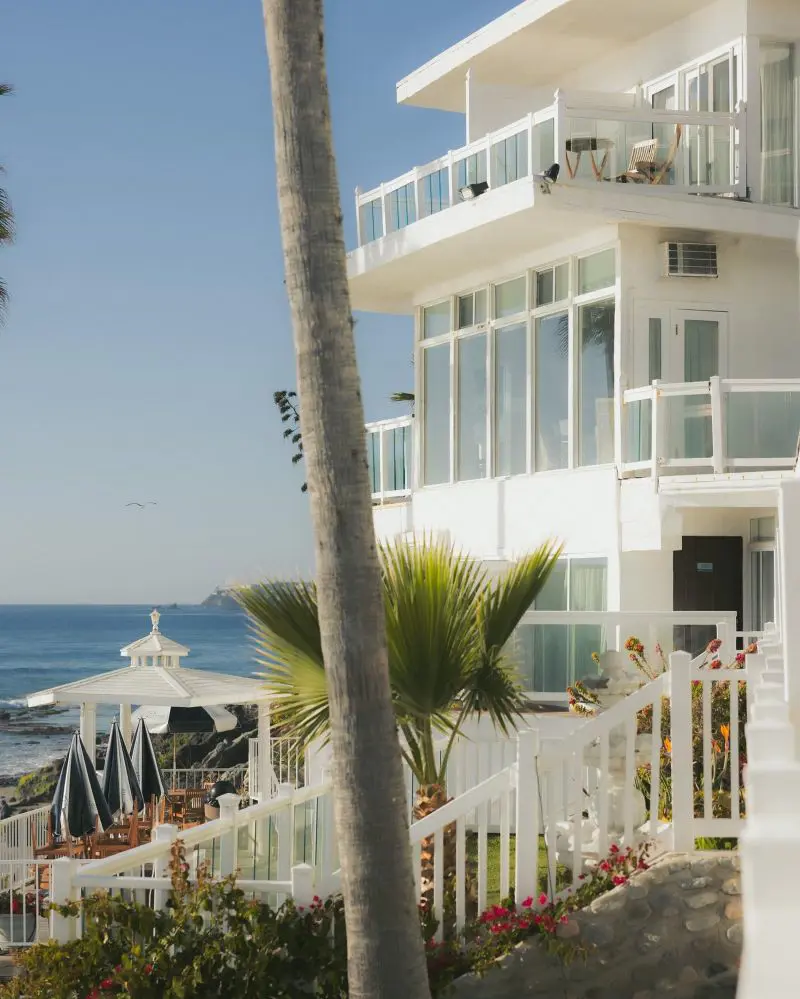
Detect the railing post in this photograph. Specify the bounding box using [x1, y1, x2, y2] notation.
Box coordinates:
[49, 858, 80, 944]
[553, 89, 567, 176]
[717, 619, 733, 664]
[650, 380, 661, 491]
[291, 863, 314, 909]
[152, 823, 178, 911]
[354, 187, 363, 246]
[709, 376, 725, 473]
[514, 729, 541, 905]
[734, 100, 747, 199]
[379, 183, 388, 237]
[276, 784, 295, 882]
[668, 651, 694, 852]
[412, 167, 421, 222]
[218, 794, 241, 877]
[257, 702, 272, 802]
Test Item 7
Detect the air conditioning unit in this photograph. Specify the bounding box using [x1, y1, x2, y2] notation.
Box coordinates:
[663, 242, 718, 278]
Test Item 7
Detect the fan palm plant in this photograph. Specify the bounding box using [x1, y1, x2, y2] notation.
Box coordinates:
[238, 536, 562, 819]
[0, 83, 14, 319]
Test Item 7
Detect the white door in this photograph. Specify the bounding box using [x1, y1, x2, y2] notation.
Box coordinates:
[668, 310, 727, 460]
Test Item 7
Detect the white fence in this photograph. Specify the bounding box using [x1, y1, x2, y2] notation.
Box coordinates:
[248, 736, 304, 800]
[0, 806, 50, 863]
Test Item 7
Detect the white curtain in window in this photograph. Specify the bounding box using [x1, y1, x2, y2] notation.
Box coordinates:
[761, 44, 795, 205]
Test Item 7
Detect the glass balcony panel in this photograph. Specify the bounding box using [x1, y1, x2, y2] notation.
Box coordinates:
[726, 392, 800, 460]
[663, 394, 713, 461]
[490, 131, 528, 187]
[421, 168, 449, 217]
[360, 199, 383, 242]
[533, 117, 555, 174]
[626, 399, 652, 463]
[387, 182, 416, 231]
[382, 425, 411, 492]
[455, 150, 487, 190]
[366, 432, 380, 494]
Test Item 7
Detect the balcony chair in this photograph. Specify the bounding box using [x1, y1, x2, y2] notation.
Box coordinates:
[616, 125, 683, 184]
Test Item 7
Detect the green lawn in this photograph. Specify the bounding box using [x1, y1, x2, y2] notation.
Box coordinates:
[465, 834, 570, 907]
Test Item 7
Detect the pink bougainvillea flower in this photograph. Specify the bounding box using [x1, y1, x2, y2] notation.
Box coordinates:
[708, 638, 722, 653]
[521, 896, 533, 908]
[538, 893, 548, 906]
[609, 844, 619, 854]
[99, 980, 114, 991]
[612, 875, 627, 886]
[735, 652, 746, 665]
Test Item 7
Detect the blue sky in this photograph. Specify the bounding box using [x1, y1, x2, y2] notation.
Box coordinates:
[0, 0, 511, 604]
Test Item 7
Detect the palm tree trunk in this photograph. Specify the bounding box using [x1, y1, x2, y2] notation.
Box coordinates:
[261, 3, 431, 997]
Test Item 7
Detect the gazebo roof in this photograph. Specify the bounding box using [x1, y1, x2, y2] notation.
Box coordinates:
[27, 662, 268, 708]
[120, 609, 190, 658]
[26, 609, 267, 709]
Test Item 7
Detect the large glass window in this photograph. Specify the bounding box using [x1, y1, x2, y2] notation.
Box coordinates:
[578, 249, 616, 295]
[535, 312, 569, 471]
[495, 277, 526, 318]
[535, 263, 569, 307]
[495, 323, 527, 476]
[457, 289, 487, 329]
[760, 44, 795, 205]
[423, 301, 451, 340]
[515, 557, 608, 691]
[457, 335, 487, 481]
[578, 301, 615, 466]
[423, 344, 450, 485]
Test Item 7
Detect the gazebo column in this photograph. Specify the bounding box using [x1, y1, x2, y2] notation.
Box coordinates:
[79, 703, 97, 768]
[119, 703, 132, 747]
[257, 702, 271, 802]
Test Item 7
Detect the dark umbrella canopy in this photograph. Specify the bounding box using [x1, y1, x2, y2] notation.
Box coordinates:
[130, 717, 167, 802]
[102, 720, 145, 819]
[51, 733, 114, 840]
[131, 704, 238, 735]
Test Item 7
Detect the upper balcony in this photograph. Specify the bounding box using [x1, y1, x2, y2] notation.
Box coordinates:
[349, 92, 752, 311]
[367, 415, 412, 504]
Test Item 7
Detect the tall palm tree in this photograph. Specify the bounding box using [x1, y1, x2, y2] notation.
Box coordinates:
[239, 537, 562, 817]
[261, 2, 433, 997]
[0, 83, 14, 319]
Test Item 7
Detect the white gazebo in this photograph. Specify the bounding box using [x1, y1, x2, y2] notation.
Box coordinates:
[26, 610, 272, 796]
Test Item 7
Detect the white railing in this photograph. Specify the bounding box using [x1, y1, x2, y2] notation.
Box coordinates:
[0, 806, 50, 862]
[249, 736, 304, 800]
[354, 90, 747, 246]
[623, 377, 800, 483]
[366, 415, 412, 503]
[164, 765, 247, 793]
[0, 858, 55, 947]
[514, 609, 738, 699]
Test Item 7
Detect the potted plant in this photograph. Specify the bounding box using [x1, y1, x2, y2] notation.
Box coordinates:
[0, 890, 44, 946]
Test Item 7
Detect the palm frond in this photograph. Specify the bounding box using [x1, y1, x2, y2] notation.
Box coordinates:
[0, 84, 12, 98]
[478, 540, 564, 652]
[380, 537, 484, 724]
[456, 649, 527, 737]
[236, 581, 330, 746]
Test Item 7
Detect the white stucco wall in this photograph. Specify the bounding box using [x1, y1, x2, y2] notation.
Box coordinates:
[618, 225, 800, 384]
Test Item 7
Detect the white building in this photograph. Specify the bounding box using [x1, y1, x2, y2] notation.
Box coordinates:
[350, 0, 800, 696]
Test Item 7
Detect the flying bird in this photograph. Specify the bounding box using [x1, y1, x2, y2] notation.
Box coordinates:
[125, 501, 158, 508]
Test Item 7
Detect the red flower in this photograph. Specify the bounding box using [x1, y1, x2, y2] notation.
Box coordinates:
[521, 896, 533, 908]
[735, 652, 746, 665]
[578, 874, 586, 880]
[560, 915, 568, 923]
[538, 893, 548, 906]
[609, 844, 619, 854]
[599, 861, 611, 872]
[143, 965, 154, 975]
[612, 875, 627, 886]
[708, 638, 722, 654]
[709, 659, 722, 670]
[534, 914, 542, 925]
[99, 980, 114, 991]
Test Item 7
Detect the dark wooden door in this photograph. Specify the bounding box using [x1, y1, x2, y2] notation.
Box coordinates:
[673, 536, 743, 656]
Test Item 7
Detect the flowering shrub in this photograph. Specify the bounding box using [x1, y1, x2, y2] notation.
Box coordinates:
[0, 890, 46, 917]
[1, 840, 654, 998]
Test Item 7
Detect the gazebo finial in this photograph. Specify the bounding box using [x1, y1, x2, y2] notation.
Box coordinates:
[150, 608, 161, 633]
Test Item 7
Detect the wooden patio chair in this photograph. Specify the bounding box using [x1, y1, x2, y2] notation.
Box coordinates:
[616, 138, 657, 183]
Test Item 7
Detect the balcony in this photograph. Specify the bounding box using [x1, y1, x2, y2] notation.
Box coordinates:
[366, 415, 412, 504]
[622, 377, 800, 483]
[353, 91, 747, 248]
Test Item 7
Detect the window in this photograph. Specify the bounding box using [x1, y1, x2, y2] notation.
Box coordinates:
[534, 263, 569, 307]
[515, 557, 608, 691]
[495, 276, 526, 318]
[578, 301, 616, 466]
[423, 301, 451, 340]
[535, 312, 569, 471]
[495, 323, 527, 476]
[457, 289, 487, 329]
[423, 345, 450, 484]
[456, 335, 487, 481]
[578, 249, 616, 295]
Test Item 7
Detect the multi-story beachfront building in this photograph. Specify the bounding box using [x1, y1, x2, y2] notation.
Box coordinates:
[349, 0, 800, 696]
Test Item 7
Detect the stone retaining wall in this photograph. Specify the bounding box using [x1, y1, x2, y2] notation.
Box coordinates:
[452, 852, 741, 999]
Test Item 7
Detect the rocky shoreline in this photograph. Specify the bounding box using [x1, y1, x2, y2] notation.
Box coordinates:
[0, 704, 260, 814]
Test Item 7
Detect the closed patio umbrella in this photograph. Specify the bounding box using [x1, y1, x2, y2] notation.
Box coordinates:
[131, 705, 238, 784]
[102, 720, 145, 819]
[130, 717, 167, 803]
[51, 733, 114, 840]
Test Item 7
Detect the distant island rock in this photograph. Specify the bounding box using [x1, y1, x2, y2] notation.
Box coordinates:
[201, 587, 241, 610]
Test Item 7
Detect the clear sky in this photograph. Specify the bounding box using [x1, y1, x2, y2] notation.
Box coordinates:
[0, 0, 511, 604]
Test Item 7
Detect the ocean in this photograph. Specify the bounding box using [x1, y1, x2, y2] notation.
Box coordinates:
[0, 605, 256, 779]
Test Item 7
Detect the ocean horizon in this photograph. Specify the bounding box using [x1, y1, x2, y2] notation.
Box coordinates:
[0, 604, 260, 780]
